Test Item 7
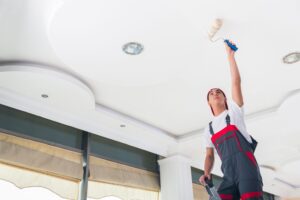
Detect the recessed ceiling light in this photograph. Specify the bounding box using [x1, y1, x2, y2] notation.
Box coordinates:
[41, 94, 48, 98]
[122, 42, 144, 55]
[282, 52, 300, 64]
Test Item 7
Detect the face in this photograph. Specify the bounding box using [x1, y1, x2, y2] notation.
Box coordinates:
[207, 88, 226, 106]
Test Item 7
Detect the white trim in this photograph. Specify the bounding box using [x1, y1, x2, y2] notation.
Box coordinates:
[0, 88, 175, 156]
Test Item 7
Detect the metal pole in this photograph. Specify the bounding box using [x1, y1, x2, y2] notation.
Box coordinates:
[79, 132, 90, 200]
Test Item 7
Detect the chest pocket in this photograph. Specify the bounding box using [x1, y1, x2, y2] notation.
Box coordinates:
[210, 115, 243, 159]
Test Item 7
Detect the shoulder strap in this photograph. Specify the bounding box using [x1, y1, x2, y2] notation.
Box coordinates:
[209, 114, 230, 135]
[225, 114, 230, 125]
[209, 121, 214, 135]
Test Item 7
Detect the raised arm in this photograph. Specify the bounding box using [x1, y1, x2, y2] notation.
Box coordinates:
[225, 41, 243, 107]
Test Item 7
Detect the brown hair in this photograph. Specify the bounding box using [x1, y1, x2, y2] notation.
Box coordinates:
[207, 88, 228, 115]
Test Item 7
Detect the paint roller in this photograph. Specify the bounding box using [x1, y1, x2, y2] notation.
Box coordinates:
[207, 18, 238, 51]
[204, 177, 221, 200]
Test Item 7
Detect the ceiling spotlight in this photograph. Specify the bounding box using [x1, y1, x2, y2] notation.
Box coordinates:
[41, 94, 48, 98]
[282, 52, 300, 64]
[122, 42, 144, 55]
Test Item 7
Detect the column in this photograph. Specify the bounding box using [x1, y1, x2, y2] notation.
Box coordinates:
[158, 154, 194, 200]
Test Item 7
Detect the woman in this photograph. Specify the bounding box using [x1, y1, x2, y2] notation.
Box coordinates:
[199, 41, 263, 200]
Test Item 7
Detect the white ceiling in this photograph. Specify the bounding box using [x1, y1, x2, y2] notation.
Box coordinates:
[0, 0, 300, 197]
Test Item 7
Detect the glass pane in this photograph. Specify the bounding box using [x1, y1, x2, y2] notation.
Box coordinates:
[0, 179, 67, 200]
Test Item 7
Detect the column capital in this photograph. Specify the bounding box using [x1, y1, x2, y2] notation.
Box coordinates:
[158, 154, 191, 166]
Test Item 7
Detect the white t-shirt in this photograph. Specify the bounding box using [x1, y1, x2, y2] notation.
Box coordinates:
[204, 101, 252, 148]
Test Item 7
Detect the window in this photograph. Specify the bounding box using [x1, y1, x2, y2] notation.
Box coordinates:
[0, 179, 67, 200]
[88, 196, 123, 200]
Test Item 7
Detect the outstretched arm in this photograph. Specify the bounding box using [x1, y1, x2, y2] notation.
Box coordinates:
[225, 41, 243, 107]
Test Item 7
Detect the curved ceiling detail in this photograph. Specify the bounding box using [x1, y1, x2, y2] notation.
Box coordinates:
[0, 0, 65, 64]
[277, 89, 300, 134]
[0, 62, 95, 112]
[278, 159, 300, 187]
[48, 0, 196, 86]
[278, 89, 300, 114]
[259, 165, 276, 185]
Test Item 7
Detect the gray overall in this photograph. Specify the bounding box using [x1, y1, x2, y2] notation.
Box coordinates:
[209, 115, 263, 200]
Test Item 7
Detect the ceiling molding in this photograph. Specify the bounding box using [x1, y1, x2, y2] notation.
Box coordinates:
[0, 60, 94, 97]
[177, 89, 300, 142]
[0, 88, 174, 156]
[275, 177, 300, 189]
[95, 103, 176, 140]
[1, 62, 299, 146]
[177, 106, 278, 142]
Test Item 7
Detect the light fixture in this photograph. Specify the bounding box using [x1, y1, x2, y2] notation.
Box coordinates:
[122, 42, 144, 55]
[282, 52, 300, 64]
[41, 94, 48, 98]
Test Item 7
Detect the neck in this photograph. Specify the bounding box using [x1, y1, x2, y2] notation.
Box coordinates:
[213, 106, 226, 116]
